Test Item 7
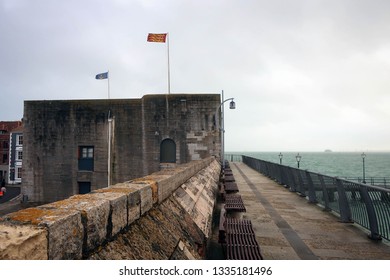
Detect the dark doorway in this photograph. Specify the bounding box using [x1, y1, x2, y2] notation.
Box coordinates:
[160, 138, 176, 163]
[78, 182, 91, 194]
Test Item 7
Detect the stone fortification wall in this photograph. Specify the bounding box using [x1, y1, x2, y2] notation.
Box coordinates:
[0, 157, 220, 260]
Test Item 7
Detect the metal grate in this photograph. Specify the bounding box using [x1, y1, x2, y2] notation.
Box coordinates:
[224, 194, 246, 212]
[225, 218, 263, 260]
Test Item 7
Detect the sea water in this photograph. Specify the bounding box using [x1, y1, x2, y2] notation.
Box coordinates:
[226, 151, 390, 179]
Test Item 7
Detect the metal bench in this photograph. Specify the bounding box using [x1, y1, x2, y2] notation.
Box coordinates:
[224, 174, 235, 182]
[224, 181, 239, 193]
[224, 168, 233, 176]
[224, 194, 246, 212]
[225, 218, 263, 260]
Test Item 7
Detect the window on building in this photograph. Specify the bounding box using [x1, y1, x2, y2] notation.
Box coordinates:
[78, 146, 94, 171]
[18, 151, 23, 160]
[17, 135, 23, 145]
[2, 154, 8, 164]
[17, 168, 22, 179]
[10, 169, 15, 181]
[3, 141, 8, 149]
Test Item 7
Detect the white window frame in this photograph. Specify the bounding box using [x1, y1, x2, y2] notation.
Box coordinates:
[17, 167, 22, 179]
[17, 135, 23, 146]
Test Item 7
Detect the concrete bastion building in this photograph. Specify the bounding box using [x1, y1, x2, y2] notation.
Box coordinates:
[21, 94, 222, 203]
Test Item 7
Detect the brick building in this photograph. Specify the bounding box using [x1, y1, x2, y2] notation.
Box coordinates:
[23, 94, 222, 203]
[9, 125, 23, 184]
[0, 121, 22, 184]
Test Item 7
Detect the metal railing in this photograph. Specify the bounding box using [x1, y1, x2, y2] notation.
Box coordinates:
[225, 154, 243, 162]
[242, 156, 390, 241]
[344, 177, 390, 188]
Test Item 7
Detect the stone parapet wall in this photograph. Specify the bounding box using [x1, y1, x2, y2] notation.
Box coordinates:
[173, 159, 221, 237]
[0, 157, 220, 260]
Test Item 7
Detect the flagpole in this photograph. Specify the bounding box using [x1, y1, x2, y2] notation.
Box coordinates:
[108, 110, 112, 187]
[167, 33, 171, 94]
[107, 72, 111, 187]
[107, 70, 110, 99]
[147, 33, 170, 94]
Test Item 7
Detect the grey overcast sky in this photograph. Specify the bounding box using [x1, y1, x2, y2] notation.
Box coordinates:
[1, 0, 390, 152]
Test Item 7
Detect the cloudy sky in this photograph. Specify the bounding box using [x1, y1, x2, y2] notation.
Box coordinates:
[1, 0, 390, 152]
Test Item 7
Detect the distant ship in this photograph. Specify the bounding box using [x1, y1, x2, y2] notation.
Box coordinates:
[324, 149, 332, 153]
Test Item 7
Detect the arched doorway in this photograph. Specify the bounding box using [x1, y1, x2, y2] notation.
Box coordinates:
[160, 138, 176, 163]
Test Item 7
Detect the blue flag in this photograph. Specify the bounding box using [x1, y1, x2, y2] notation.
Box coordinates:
[95, 72, 108, 79]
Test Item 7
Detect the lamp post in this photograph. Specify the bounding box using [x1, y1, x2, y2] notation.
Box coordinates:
[279, 152, 283, 165]
[296, 153, 302, 168]
[361, 152, 366, 184]
[216, 90, 236, 169]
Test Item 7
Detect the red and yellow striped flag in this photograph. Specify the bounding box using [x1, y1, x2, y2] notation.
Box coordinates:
[147, 33, 167, 43]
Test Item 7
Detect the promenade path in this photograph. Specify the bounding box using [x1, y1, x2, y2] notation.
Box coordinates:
[230, 161, 390, 260]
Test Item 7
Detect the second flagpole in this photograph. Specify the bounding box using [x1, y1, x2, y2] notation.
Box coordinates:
[107, 70, 110, 99]
[167, 33, 171, 94]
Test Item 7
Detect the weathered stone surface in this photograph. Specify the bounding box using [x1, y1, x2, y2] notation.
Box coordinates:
[122, 182, 153, 216]
[109, 183, 142, 225]
[173, 158, 220, 237]
[87, 159, 220, 260]
[135, 174, 173, 203]
[170, 240, 197, 260]
[131, 157, 215, 204]
[88, 190, 128, 236]
[0, 223, 48, 260]
[87, 197, 204, 260]
[4, 207, 83, 259]
[41, 195, 110, 253]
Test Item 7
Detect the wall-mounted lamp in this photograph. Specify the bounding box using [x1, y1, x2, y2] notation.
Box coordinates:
[229, 100, 236, 109]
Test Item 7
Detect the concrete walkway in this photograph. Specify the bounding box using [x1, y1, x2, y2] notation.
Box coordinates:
[230, 162, 390, 260]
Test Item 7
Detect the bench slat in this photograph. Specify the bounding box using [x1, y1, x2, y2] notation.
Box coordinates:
[224, 194, 246, 212]
[224, 181, 239, 192]
[224, 218, 263, 260]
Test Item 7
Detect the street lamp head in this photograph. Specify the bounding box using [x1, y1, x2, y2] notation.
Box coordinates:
[361, 152, 366, 159]
[229, 100, 236, 109]
[296, 153, 301, 162]
[279, 152, 283, 159]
